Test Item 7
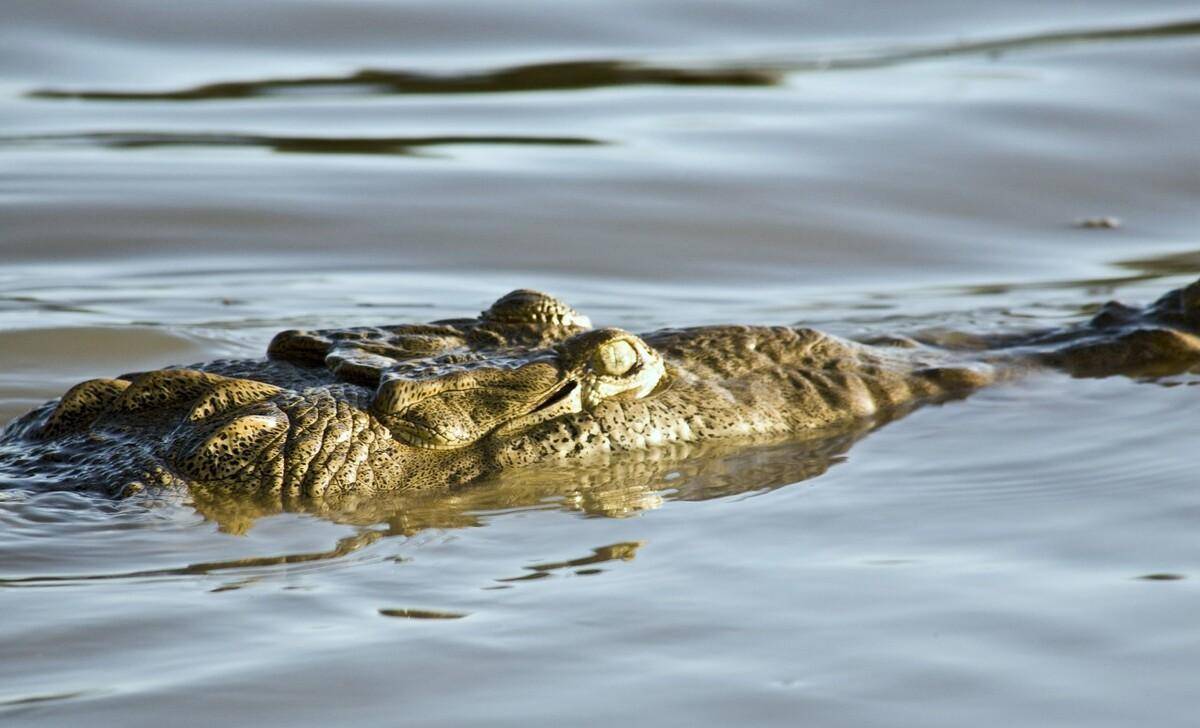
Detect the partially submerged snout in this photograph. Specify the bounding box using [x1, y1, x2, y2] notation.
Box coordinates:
[370, 328, 666, 449]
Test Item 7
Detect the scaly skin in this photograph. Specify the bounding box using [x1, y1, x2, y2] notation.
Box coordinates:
[0, 282, 1197, 504]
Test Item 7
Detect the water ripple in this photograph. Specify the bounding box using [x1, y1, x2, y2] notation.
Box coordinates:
[0, 131, 604, 156]
[25, 18, 1199, 102]
[28, 60, 781, 102]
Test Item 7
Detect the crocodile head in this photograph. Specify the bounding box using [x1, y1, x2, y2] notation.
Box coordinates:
[6, 281, 1196, 503]
[371, 327, 666, 450]
[1, 290, 708, 498]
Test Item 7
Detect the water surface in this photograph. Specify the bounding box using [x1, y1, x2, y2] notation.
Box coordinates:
[1, 2, 1198, 726]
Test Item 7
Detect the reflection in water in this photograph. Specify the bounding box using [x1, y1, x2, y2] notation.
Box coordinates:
[526, 542, 642, 571]
[1117, 250, 1200, 279]
[0, 420, 876, 586]
[0, 132, 603, 157]
[183, 419, 877, 535]
[956, 249, 1200, 298]
[495, 542, 643, 583]
[0, 691, 96, 711]
[26, 18, 1200, 103]
[0, 530, 384, 586]
[378, 608, 467, 620]
[807, 16, 1200, 70]
[28, 60, 781, 102]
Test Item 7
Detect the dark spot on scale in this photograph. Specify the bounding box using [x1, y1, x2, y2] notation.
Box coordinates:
[1135, 573, 1185, 581]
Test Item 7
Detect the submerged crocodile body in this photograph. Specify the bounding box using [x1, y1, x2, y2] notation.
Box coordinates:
[1, 282, 1197, 503]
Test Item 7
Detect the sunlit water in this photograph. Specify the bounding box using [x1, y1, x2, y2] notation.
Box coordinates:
[2, 2, 1198, 726]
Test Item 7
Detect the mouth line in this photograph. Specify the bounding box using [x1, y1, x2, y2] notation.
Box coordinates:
[530, 380, 578, 413]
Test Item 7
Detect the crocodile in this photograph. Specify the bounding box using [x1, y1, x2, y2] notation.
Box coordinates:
[0, 281, 1197, 506]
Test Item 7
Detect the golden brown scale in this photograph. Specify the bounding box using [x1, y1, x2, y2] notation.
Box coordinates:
[185, 379, 282, 422]
[178, 409, 288, 484]
[111, 370, 230, 414]
[39, 378, 130, 436]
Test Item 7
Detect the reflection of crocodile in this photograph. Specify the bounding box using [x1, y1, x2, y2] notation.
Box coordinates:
[1, 282, 1197, 506]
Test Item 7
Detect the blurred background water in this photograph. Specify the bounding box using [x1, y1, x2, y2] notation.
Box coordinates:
[1, 2, 1198, 726]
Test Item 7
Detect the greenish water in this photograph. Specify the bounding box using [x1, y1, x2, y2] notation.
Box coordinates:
[1, 2, 1198, 726]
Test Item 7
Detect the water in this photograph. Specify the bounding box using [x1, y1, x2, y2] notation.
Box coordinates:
[2, 2, 1199, 725]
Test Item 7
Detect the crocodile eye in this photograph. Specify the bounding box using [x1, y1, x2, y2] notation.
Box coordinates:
[593, 338, 638, 376]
